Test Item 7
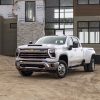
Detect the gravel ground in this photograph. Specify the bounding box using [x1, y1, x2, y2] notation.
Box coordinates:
[0, 55, 100, 100]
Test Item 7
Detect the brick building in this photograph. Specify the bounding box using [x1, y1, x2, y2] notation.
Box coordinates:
[74, 0, 100, 63]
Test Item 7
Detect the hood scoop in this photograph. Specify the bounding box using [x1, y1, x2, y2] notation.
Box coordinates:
[28, 44, 42, 46]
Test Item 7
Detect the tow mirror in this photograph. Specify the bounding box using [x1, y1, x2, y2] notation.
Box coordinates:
[68, 45, 73, 50]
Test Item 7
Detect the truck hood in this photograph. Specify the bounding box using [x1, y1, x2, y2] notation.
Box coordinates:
[18, 44, 64, 49]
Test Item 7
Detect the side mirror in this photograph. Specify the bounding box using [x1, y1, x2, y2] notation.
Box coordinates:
[29, 41, 33, 44]
[73, 41, 78, 48]
[68, 45, 73, 50]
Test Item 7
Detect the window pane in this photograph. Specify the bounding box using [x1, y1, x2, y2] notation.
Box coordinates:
[89, 29, 99, 43]
[78, 29, 88, 43]
[45, 23, 59, 29]
[96, 32, 99, 43]
[78, 22, 88, 28]
[65, 13, 73, 18]
[54, 13, 59, 18]
[60, 24, 64, 29]
[60, 13, 64, 18]
[90, 32, 95, 43]
[60, 9, 64, 13]
[89, 22, 99, 28]
[61, 0, 73, 6]
[89, 0, 99, 4]
[65, 8, 73, 18]
[78, 0, 88, 4]
[10, 23, 17, 29]
[65, 29, 73, 36]
[45, 30, 55, 35]
[65, 23, 73, 29]
[45, 0, 59, 7]
[46, 8, 59, 22]
[67, 38, 73, 46]
[55, 30, 64, 36]
[1, 0, 13, 5]
[25, 2, 35, 22]
[54, 24, 59, 29]
[54, 9, 59, 13]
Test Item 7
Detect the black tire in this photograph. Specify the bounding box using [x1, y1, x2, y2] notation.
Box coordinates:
[56, 60, 68, 78]
[84, 56, 95, 72]
[19, 70, 33, 77]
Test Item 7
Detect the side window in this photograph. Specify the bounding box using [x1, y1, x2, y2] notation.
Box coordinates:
[72, 37, 80, 48]
[67, 37, 73, 46]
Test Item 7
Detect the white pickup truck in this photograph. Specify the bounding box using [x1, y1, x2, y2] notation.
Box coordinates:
[15, 35, 96, 78]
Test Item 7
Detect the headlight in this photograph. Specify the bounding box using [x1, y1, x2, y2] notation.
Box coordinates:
[49, 49, 56, 58]
[49, 49, 55, 53]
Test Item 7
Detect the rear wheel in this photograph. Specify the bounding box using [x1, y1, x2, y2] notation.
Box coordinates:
[56, 60, 68, 78]
[19, 70, 33, 77]
[84, 56, 95, 72]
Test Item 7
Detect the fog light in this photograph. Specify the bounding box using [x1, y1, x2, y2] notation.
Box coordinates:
[16, 61, 20, 67]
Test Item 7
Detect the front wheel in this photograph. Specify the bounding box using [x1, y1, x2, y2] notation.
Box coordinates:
[84, 56, 95, 72]
[56, 60, 68, 78]
[18, 70, 33, 77]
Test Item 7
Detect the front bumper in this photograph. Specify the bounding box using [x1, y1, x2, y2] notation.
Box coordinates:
[15, 59, 59, 71]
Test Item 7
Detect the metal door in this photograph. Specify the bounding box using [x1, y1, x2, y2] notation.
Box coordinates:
[2, 18, 17, 56]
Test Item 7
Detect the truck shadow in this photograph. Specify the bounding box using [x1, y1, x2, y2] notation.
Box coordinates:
[30, 68, 89, 79]
[67, 68, 88, 76]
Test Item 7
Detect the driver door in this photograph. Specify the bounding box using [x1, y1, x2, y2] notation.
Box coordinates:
[72, 37, 83, 65]
[66, 37, 76, 66]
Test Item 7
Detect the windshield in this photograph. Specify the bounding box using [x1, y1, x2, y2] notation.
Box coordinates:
[35, 36, 66, 45]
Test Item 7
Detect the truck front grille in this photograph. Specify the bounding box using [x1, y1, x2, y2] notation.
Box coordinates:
[19, 49, 49, 59]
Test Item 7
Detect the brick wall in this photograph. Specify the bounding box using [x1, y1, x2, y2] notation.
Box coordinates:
[17, 22, 45, 45]
[14, 0, 45, 46]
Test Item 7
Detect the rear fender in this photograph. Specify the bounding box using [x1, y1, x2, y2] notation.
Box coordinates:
[83, 48, 95, 64]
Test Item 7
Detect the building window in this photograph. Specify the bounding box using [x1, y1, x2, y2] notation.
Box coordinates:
[54, 9, 59, 19]
[25, 1, 35, 22]
[78, 0, 88, 4]
[10, 23, 17, 29]
[45, 0, 73, 36]
[78, 0, 100, 4]
[61, 0, 73, 6]
[78, 21, 100, 43]
[54, 9, 73, 19]
[0, 0, 13, 5]
[89, 0, 99, 4]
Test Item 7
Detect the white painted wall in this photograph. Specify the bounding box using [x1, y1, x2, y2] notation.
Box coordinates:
[36, 0, 45, 23]
[0, 5, 14, 19]
[16, 1, 25, 22]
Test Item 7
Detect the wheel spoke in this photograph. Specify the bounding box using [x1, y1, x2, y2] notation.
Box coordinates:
[58, 64, 66, 76]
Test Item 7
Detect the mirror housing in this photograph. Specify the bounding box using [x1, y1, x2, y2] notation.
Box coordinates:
[29, 41, 33, 44]
[68, 45, 73, 50]
[73, 41, 78, 48]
